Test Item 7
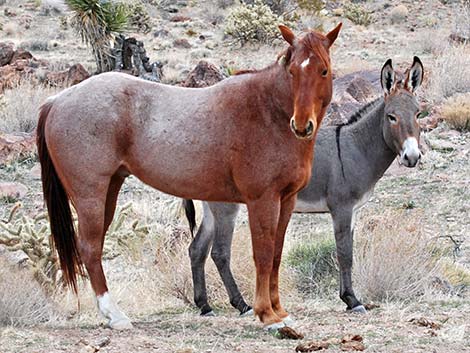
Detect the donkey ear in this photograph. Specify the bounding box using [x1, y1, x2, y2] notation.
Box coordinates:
[279, 25, 295, 45]
[405, 56, 424, 93]
[381, 59, 395, 95]
[325, 22, 342, 47]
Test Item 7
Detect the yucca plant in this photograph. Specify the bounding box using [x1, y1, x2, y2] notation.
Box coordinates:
[66, 0, 129, 73]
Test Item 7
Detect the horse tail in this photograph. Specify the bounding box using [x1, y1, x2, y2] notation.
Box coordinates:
[183, 199, 196, 237]
[37, 100, 84, 293]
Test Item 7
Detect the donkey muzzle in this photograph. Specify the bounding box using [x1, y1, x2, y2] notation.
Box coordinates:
[400, 137, 421, 167]
[290, 118, 315, 140]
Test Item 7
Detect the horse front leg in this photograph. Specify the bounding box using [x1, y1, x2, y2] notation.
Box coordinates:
[246, 193, 283, 330]
[331, 207, 365, 313]
[270, 194, 297, 325]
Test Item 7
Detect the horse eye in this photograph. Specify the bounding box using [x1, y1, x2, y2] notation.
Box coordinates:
[388, 114, 397, 123]
[321, 69, 328, 77]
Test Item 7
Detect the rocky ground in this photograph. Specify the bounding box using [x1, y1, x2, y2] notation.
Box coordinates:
[0, 0, 469, 352]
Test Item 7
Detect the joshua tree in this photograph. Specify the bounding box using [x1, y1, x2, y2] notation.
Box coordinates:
[65, 0, 129, 73]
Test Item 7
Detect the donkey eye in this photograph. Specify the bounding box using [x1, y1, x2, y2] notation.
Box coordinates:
[388, 114, 398, 124]
[321, 69, 328, 77]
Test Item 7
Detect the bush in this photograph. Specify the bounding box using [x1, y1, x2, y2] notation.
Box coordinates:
[441, 93, 470, 131]
[353, 209, 440, 302]
[224, 0, 288, 45]
[344, 3, 372, 26]
[286, 236, 338, 296]
[427, 45, 470, 103]
[0, 257, 56, 327]
[0, 82, 58, 133]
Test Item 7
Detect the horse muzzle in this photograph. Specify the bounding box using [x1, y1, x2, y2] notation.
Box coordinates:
[290, 118, 315, 140]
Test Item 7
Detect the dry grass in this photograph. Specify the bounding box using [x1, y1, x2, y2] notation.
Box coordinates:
[0, 258, 57, 327]
[0, 82, 59, 133]
[353, 209, 442, 302]
[441, 93, 470, 131]
[426, 44, 470, 103]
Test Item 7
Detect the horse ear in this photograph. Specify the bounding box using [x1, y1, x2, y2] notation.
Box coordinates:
[279, 25, 295, 45]
[405, 56, 424, 93]
[325, 22, 342, 47]
[381, 59, 395, 95]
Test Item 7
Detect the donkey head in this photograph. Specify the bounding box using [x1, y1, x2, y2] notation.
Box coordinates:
[381, 57, 424, 167]
[279, 23, 342, 140]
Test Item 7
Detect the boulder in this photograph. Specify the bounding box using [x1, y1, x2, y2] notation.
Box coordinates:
[0, 133, 36, 165]
[45, 63, 90, 87]
[10, 48, 33, 63]
[181, 61, 225, 88]
[0, 182, 28, 200]
[0, 42, 14, 66]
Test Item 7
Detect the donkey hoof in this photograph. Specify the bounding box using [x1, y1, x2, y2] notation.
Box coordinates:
[350, 305, 367, 314]
[264, 321, 286, 332]
[240, 307, 254, 317]
[201, 310, 216, 317]
[109, 317, 133, 330]
[282, 315, 295, 326]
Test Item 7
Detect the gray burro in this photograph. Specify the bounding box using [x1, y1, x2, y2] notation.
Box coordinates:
[185, 56, 424, 317]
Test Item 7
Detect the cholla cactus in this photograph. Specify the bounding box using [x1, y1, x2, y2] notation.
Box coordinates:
[224, 0, 289, 45]
[0, 203, 58, 292]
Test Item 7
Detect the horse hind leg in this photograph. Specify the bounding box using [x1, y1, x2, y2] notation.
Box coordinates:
[75, 175, 132, 329]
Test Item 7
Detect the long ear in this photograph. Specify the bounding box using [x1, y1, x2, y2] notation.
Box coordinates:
[325, 22, 342, 47]
[405, 56, 424, 93]
[279, 25, 295, 45]
[381, 59, 395, 95]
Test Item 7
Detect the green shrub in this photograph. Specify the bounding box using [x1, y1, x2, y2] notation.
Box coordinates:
[344, 3, 372, 26]
[224, 0, 289, 45]
[286, 237, 338, 296]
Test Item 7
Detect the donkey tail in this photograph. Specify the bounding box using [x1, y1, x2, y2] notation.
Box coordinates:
[182, 199, 196, 237]
[37, 101, 84, 293]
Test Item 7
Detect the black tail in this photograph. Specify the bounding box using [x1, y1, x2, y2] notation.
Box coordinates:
[183, 199, 196, 236]
[37, 101, 84, 293]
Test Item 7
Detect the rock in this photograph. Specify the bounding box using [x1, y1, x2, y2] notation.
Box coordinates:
[325, 70, 381, 125]
[45, 63, 90, 87]
[0, 182, 28, 200]
[29, 163, 42, 180]
[173, 38, 191, 49]
[0, 42, 14, 66]
[295, 340, 329, 352]
[390, 5, 408, 24]
[0, 133, 36, 165]
[170, 15, 191, 22]
[10, 48, 33, 62]
[181, 61, 225, 88]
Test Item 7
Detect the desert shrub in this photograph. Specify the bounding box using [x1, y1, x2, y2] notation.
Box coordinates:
[344, 3, 371, 26]
[224, 0, 289, 45]
[441, 93, 470, 131]
[0, 257, 56, 327]
[286, 236, 338, 296]
[0, 82, 58, 133]
[353, 209, 441, 302]
[427, 44, 470, 103]
[19, 39, 49, 51]
[125, 2, 151, 34]
[453, 0, 470, 41]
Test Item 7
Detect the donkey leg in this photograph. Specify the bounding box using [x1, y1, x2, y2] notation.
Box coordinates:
[74, 180, 132, 330]
[209, 203, 252, 316]
[247, 194, 283, 330]
[270, 195, 296, 325]
[332, 208, 365, 313]
[189, 202, 215, 316]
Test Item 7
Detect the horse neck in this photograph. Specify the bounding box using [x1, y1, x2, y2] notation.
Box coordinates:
[241, 63, 294, 119]
[346, 99, 397, 179]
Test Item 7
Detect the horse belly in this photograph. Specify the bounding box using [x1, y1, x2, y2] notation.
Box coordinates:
[294, 197, 329, 213]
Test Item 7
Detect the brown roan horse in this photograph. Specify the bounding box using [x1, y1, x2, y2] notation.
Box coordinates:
[37, 23, 341, 331]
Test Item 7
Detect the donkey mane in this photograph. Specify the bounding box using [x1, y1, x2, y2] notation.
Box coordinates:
[335, 96, 383, 178]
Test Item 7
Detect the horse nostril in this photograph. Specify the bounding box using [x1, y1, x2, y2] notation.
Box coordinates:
[404, 154, 409, 161]
[306, 120, 314, 135]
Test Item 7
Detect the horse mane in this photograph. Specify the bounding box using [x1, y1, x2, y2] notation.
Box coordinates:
[335, 96, 384, 179]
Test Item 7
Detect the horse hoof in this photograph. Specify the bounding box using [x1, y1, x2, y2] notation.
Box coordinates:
[282, 315, 295, 326]
[264, 321, 286, 332]
[240, 308, 254, 317]
[201, 310, 216, 317]
[109, 317, 133, 330]
[350, 305, 367, 314]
